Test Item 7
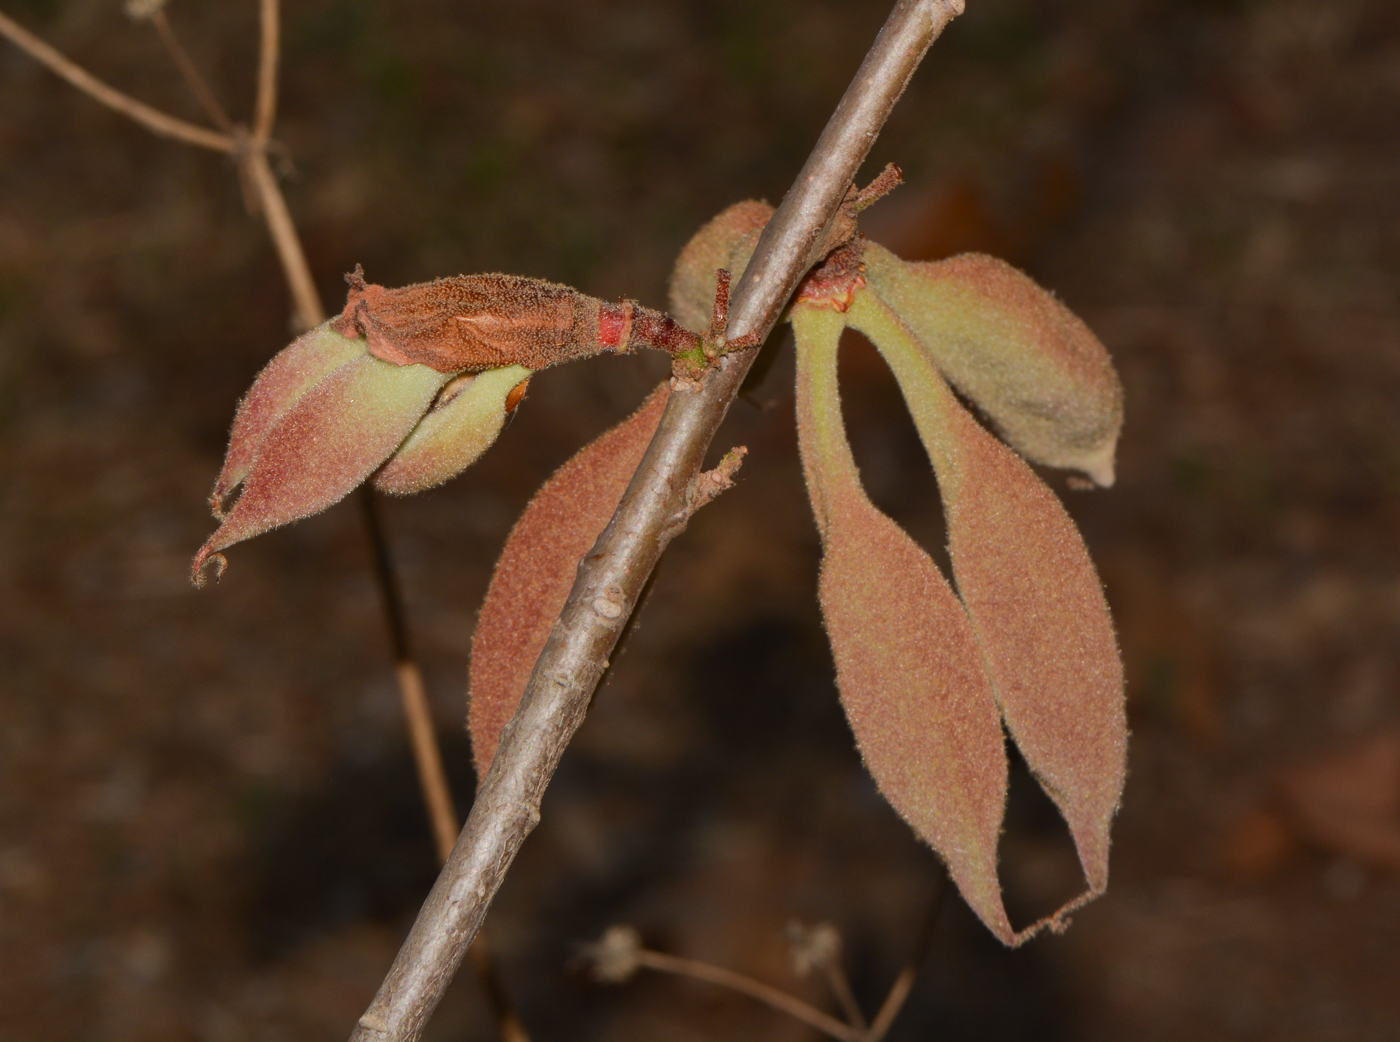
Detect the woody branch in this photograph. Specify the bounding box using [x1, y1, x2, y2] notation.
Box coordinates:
[346, 2, 967, 1041]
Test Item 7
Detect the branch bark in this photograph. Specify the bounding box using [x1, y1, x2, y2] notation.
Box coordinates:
[346, 3, 965, 1040]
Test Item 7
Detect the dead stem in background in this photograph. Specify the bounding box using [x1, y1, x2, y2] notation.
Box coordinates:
[585, 882, 948, 1042]
[0, 6, 529, 1040]
[636, 949, 862, 1042]
[0, 8, 235, 151]
[145, 7, 235, 133]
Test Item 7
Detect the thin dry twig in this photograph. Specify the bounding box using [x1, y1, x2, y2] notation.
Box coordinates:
[359, 491, 461, 862]
[0, 8, 235, 152]
[346, 3, 966, 1040]
[242, 144, 325, 330]
[148, 9, 235, 132]
[252, 0, 279, 144]
[864, 882, 948, 1041]
[638, 949, 862, 1042]
[585, 895, 948, 1042]
[826, 963, 869, 1031]
[2, 10, 529, 1038]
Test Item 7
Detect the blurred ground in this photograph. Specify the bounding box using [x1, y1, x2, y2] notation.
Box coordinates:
[2, 0, 1400, 1039]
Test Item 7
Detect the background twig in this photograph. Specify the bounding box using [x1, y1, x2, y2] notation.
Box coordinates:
[147, 8, 234, 133]
[252, 0, 279, 145]
[346, 3, 965, 1040]
[0, 9, 529, 1039]
[0, 9, 234, 152]
[635, 949, 861, 1042]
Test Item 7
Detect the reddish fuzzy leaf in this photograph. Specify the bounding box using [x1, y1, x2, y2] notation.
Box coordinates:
[850, 290, 1126, 910]
[193, 354, 447, 582]
[862, 244, 1123, 486]
[468, 382, 670, 781]
[792, 305, 1016, 943]
[211, 323, 366, 516]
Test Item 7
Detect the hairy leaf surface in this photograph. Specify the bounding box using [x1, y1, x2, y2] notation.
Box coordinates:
[792, 304, 1016, 942]
[850, 290, 1126, 908]
[468, 383, 670, 780]
[211, 323, 366, 517]
[193, 354, 447, 581]
[668, 200, 774, 333]
[375, 365, 531, 494]
[862, 243, 1122, 485]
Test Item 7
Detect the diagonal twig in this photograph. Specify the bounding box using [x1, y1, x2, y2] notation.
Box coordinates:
[864, 880, 948, 1042]
[345, 3, 966, 1040]
[0, 8, 235, 152]
[147, 8, 235, 132]
[636, 949, 862, 1042]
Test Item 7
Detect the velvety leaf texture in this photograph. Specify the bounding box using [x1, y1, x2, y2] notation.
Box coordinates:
[193, 354, 448, 582]
[668, 200, 774, 333]
[375, 365, 532, 495]
[468, 383, 670, 781]
[791, 305, 1016, 943]
[849, 290, 1126, 905]
[862, 243, 1123, 486]
[211, 323, 366, 517]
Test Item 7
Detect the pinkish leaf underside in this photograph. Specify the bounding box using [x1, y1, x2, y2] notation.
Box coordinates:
[792, 305, 1015, 943]
[468, 383, 671, 781]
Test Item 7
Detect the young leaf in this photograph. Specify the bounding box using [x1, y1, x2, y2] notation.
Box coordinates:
[468, 383, 670, 781]
[862, 244, 1123, 486]
[193, 354, 448, 582]
[211, 322, 366, 517]
[849, 290, 1126, 910]
[792, 304, 1017, 943]
[374, 365, 532, 495]
[668, 200, 775, 333]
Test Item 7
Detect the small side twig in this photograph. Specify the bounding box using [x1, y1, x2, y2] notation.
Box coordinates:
[584, 887, 949, 1042]
[2, 10, 531, 1040]
[788, 921, 868, 1031]
[145, 8, 235, 132]
[639, 948, 861, 1042]
[0, 8, 234, 152]
[584, 926, 860, 1042]
[241, 143, 324, 331]
[360, 490, 460, 863]
[864, 880, 948, 1041]
[252, 0, 279, 145]
[346, 3, 966, 1041]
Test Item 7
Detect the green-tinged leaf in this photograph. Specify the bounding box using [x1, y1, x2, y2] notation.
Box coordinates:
[668, 200, 774, 333]
[193, 355, 448, 582]
[468, 383, 670, 781]
[792, 304, 1016, 944]
[849, 289, 1126, 912]
[375, 365, 531, 495]
[862, 243, 1123, 486]
[211, 323, 366, 517]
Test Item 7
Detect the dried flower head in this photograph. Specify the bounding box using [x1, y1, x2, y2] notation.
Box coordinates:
[581, 925, 644, 984]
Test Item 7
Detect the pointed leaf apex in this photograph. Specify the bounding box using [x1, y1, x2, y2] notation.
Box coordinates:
[194, 354, 447, 582]
[1077, 443, 1117, 488]
[791, 304, 1016, 943]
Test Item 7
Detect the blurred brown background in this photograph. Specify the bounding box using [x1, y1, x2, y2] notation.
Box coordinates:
[3, 0, 1399, 1039]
